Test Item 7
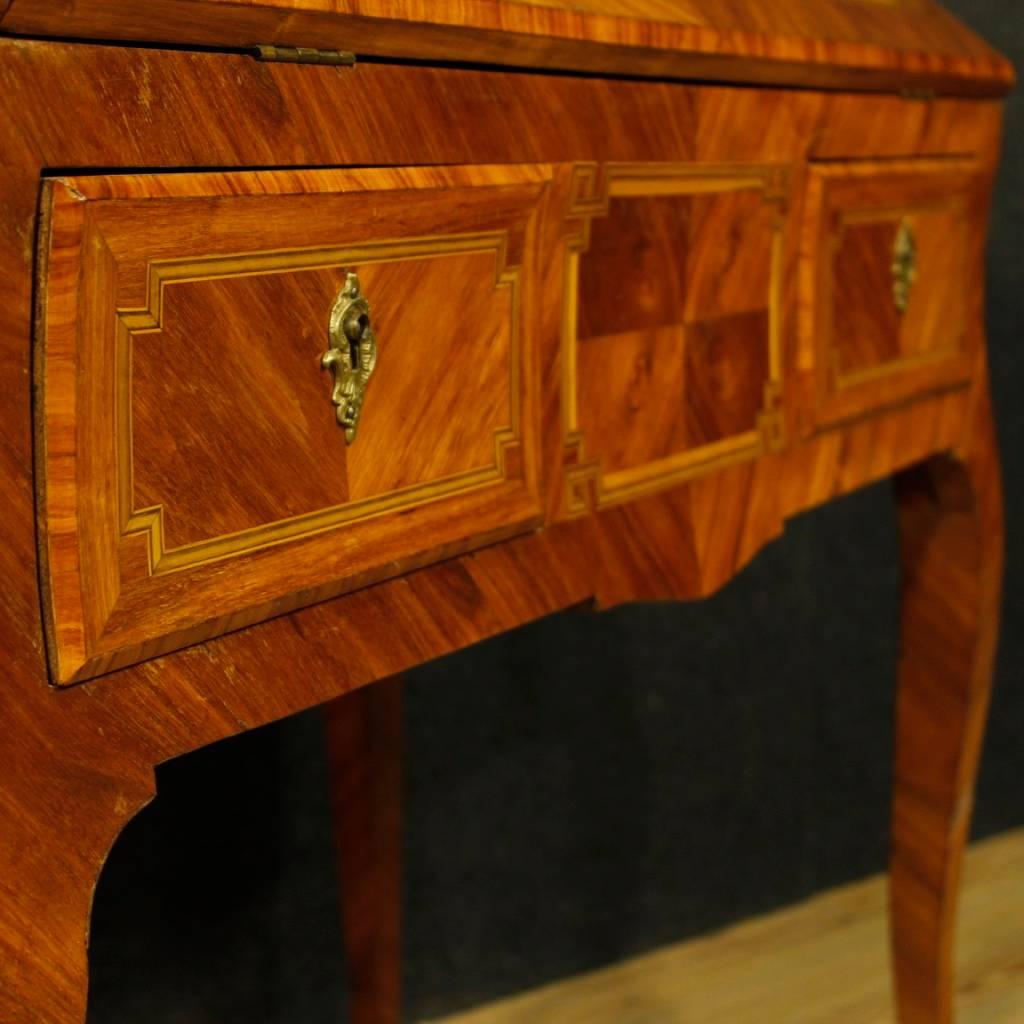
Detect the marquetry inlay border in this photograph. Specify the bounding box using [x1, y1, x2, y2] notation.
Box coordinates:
[117, 233, 525, 575]
[825, 202, 969, 390]
[560, 162, 788, 517]
[802, 157, 980, 431]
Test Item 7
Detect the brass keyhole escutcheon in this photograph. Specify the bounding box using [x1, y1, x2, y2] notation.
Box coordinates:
[322, 273, 378, 444]
[892, 219, 918, 315]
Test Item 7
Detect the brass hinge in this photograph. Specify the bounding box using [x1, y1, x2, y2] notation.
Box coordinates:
[255, 45, 356, 66]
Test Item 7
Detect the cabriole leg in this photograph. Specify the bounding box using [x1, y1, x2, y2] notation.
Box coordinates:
[890, 395, 1004, 1024]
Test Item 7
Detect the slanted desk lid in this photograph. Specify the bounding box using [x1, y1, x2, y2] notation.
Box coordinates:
[0, 0, 1014, 96]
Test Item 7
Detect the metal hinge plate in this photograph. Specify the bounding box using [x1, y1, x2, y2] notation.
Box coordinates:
[255, 45, 356, 66]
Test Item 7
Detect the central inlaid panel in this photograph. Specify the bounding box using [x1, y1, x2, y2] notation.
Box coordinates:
[561, 164, 787, 515]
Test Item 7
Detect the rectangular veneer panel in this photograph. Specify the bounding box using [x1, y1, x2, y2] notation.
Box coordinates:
[37, 166, 550, 683]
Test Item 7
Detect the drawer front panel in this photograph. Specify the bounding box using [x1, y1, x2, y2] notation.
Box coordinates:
[560, 164, 787, 515]
[38, 166, 550, 684]
[803, 159, 981, 429]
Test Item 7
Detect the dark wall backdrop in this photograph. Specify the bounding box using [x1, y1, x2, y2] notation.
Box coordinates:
[87, 3, 1024, 1021]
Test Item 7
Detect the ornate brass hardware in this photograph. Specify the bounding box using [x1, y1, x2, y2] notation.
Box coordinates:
[892, 219, 918, 314]
[322, 273, 378, 444]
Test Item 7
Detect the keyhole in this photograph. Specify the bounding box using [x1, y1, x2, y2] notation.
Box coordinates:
[345, 313, 369, 369]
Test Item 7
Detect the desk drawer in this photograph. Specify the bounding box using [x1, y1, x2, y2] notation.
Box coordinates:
[37, 166, 549, 684]
[802, 159, 982, 429]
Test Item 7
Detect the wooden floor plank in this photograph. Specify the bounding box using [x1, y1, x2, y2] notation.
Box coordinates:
[431, 829, 1024, 1024]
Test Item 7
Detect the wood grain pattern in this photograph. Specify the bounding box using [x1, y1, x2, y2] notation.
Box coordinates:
[834, 220, 913, 373]
[0, 0, 1014, 97]
[562, 164, 784, 516]
[325, 676, 404, 1024]
[38, 167, 548, 684]
[0, 35, 1006, 1024]
[801, 159, 982, 432]
[832, 204, 969, 378]
[131, 254, 517, 542]
[890, 387, 1005, 1024]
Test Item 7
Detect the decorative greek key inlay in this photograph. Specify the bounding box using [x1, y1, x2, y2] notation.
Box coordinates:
[114, 233, 525, 575]
[323, 273, 378, 443]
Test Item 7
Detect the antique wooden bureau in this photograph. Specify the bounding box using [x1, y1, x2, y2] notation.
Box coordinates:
[0, 1, 1013, 1022]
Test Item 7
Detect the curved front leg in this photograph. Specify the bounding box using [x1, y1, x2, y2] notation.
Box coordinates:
[890, 391, 1005, 1024]
[0, 748, 154, 1024]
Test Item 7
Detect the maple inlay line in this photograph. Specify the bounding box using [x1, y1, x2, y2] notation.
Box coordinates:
[114, 233, 524, 574]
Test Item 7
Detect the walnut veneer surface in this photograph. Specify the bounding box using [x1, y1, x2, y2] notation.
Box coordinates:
[0, 2, 1013, 1022]
[0, 0, 1013, 94]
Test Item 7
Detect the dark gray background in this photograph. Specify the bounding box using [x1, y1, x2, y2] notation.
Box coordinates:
[87, 3, 1023, 1020]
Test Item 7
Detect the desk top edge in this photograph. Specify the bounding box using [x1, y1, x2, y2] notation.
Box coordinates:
[0, 0, 1014, 97]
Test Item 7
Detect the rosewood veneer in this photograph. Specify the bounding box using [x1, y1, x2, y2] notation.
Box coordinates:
[0, 1, 1012, 1021]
